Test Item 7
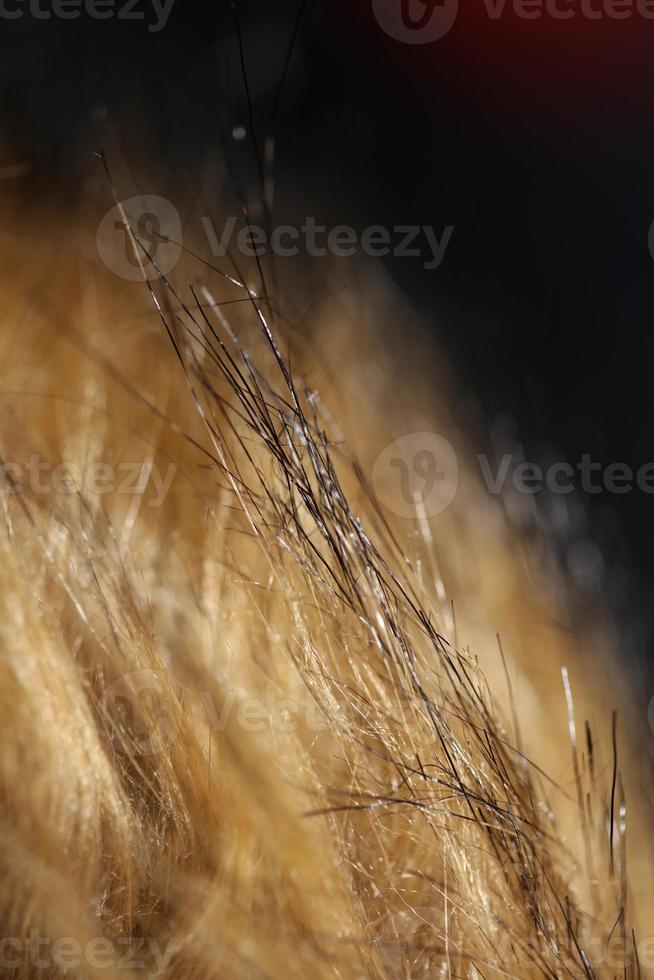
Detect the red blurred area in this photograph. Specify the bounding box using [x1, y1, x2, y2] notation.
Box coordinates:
[361, 0, 654, 122]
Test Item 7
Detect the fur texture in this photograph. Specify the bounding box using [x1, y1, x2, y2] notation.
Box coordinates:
[0, 190, 651, 979]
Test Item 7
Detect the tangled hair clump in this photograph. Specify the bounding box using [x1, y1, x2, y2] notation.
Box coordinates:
[0, 194, 649, 979]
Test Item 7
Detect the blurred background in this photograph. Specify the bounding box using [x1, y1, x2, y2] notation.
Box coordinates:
[2, 0, 653, 708]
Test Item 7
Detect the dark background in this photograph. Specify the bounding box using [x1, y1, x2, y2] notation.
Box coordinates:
[2, 0, 653, 693]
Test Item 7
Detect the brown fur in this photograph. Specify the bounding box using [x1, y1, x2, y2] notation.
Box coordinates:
[0, 185, 651, 978]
